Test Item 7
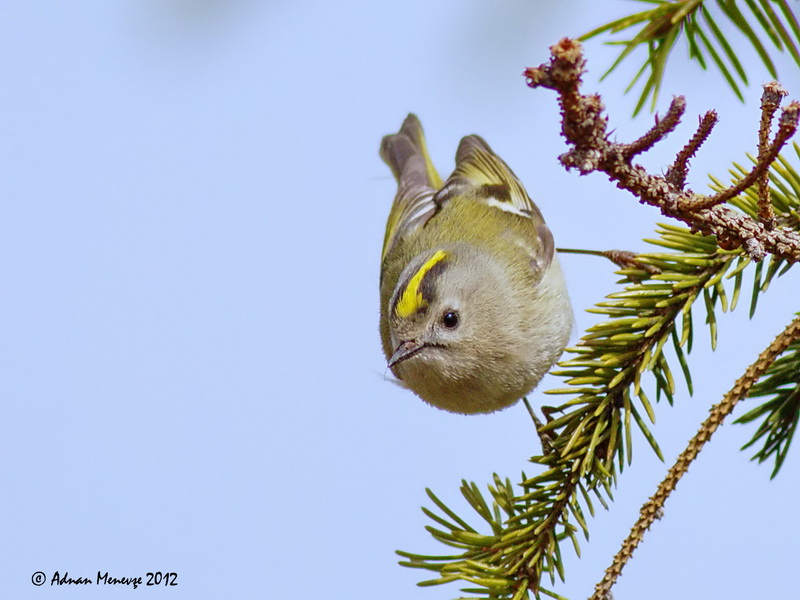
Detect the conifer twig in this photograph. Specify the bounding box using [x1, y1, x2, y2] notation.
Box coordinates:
[557, 247, 662, 275]
[524, 38, 800, 263]
[665, 111, 719, 188]
[620, 98, 685, 160]
[685, 98, 797, 210]
[590, 313, 800, 600]
[756, 82, 788, 229]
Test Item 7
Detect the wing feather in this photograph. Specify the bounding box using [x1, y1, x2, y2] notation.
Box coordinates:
[380, 120, 554, 276]
[435, 135, 544, 222]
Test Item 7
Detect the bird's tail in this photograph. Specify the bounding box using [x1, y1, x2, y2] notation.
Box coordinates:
[379, 114, 442, 190]
[378, 115, 443, 264]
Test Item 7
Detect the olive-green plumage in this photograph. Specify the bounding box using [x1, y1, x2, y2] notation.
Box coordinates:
[379, 114, 573, 414]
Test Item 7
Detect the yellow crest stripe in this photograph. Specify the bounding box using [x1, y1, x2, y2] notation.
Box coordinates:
[395, 250, 447, 318]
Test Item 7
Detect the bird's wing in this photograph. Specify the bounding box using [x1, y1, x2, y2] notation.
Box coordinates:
[436, 134, 554, 272]
[435, 135, 544, 219]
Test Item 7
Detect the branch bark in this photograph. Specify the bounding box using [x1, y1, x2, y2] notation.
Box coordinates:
[524, 38, 800, 263]
[590, 313, 800, 600]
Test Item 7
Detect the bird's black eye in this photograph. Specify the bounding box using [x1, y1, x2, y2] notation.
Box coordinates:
[442, 310, 459, 329]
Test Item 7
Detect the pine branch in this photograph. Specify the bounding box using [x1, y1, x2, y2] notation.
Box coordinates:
[524, 38, 800, 263]
[682, 95, 796, 210]
[591, 313, 800, 599]
[579, 0, 800, 114]
[756, 82, 788, 228]
[666, 110, 719, 187]
[735, 324, 800, 477]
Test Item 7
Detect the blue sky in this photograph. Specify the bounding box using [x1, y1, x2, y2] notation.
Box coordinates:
[2, 2, 799, 598]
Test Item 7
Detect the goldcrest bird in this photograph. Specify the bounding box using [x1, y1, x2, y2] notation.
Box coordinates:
[379, 114, 573, 414]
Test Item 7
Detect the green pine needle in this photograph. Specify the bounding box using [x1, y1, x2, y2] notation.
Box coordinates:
[580, 0, 800, 113]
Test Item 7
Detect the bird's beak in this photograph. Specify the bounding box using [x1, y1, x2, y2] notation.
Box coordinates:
[388, 340, 424, 368]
